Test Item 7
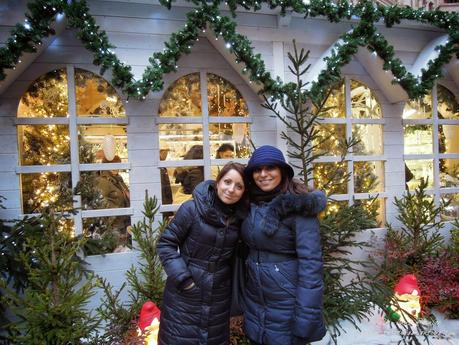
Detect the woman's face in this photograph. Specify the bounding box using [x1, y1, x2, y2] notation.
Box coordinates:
[253, 165, 282, 192]
[216, 169, 245, 204]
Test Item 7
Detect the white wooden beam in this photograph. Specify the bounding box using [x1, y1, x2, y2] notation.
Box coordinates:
[0, 13, 67, 95]
[355, 46, 408, 103]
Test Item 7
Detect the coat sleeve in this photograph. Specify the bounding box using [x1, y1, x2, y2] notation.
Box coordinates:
[292, 215, 327, 342]
[156, 201, 194, 289]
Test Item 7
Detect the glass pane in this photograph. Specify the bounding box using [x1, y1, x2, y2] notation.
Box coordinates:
[78, 125, 128, 163]
[441, 193, 459, 220]
[350, 80, 382, 119]
[18, 125, 70, 166]
[404, 125, 432, 154]
[313, 124, 346, 156]
[323, 200, 348, 216]
[437, 84, 459, 120]
[209, 123, 251, 158]
[168, 165, 204, 202]
[158, 73, 201, 116]
[17, 69, 68, 118]
[439, 159, 459, 188]
[439, 125, 459, 154]
[352, 124, 383, 155]
[79, 170, 130, 210]
[313, 162, 348, 195]
[83, 216, 132, 254]
[321, 81, 345, 118]
[402, 94, 432, 119]
[57, 217, 75, 236]
[354, 198, 385, 227]
[159, 124, 203, 160]
[405, 160, 433, 190]
[75, 69, 125, 117]
[207, 73, 249, 117]
[354, 161, 384, 193]
[21, 172, 72, 214]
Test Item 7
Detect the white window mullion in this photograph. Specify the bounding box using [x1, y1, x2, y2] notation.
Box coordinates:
[345, 77, 354, 205]
[15, 118, 69, 125]
[66, 66, 83, 235]
[201, 71, 211, 179]
[432, 83, 440, 205]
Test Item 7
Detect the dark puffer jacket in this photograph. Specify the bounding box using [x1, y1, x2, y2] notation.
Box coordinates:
[157, 180, 244, 345]
[241, 191, 327, 345]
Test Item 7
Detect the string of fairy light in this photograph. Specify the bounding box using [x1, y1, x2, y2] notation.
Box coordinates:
[0, 0, 458, 103]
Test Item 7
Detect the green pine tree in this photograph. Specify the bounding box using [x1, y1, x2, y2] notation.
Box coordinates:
[378, 178, 445, 286]
[94, 191, 166, 344]
[1, 207, 99, 345]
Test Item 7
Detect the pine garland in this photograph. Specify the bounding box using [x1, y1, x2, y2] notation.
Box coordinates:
[0, 0, 458, 101]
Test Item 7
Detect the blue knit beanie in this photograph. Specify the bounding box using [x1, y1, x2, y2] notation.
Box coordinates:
[245, 145, 294, 179]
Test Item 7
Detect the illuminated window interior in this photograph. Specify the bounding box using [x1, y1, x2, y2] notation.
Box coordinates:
[157, 72, 251, 208]
[314, 79, 385, 226]
[403, 84, 459, 219]
[17, 67, 130, 254]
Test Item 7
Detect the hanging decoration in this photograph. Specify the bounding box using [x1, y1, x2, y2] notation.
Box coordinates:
[0, 0, 458, 102]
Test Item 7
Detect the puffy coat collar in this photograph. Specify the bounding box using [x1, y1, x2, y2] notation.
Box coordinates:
[257, 191, 327, 237]
[193, 180, 246, 227]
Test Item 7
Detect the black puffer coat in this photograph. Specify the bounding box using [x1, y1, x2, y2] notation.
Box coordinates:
[241, 191, 327, 345]
[157, 180, 244, 345]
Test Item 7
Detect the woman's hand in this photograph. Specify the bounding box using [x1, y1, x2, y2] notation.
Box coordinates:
[183, 281, 196, 290]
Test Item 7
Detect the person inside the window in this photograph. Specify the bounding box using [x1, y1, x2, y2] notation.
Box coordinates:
[160, 149, 173, 205]
[216, 143, 235, 159]
[174, 144, 204, 194]
[94, 136, 131, 250]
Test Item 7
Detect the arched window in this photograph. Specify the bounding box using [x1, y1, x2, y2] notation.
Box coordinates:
[313, 78, 385, 225]
[157, 72, 251, 211]
[403, 83, 459, 219]
[17, 67, 131, 253]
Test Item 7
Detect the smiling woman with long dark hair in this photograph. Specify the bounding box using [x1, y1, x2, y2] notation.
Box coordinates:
[157, 162, 247, 345]
[241, 145, 327, 345]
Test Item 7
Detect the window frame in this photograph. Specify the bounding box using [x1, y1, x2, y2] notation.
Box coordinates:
[15, 65, 132, 235]
[403, 83, 459, 206]
[314, 76, 387, 213]
[156, 70, 252, 214]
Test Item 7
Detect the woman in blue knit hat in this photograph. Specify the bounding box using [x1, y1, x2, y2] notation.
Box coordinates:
[241, 145, 327, 345]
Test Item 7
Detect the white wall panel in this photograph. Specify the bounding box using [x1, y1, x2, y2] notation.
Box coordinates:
[0, 154, 17, 172]
[129, 149, 157, 167]
[0, 190, 21, 209]
[0, 134, 18, 153]
[0, 172, 18, 190]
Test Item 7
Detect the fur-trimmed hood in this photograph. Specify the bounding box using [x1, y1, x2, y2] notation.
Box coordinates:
[257, 190, 327, 236]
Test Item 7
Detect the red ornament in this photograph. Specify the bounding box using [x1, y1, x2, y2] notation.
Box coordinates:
[139, 301, 161, 332]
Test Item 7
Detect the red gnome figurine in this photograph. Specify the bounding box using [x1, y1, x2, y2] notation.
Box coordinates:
[138, 301, 161, 345]
[391, 274, 422, 323]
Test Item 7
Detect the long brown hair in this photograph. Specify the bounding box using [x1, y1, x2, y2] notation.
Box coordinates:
[274, 166, 310, 195]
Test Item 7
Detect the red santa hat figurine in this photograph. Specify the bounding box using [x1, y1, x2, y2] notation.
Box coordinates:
[138, 301, 161, 345]
[390, 274, 422, 323]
